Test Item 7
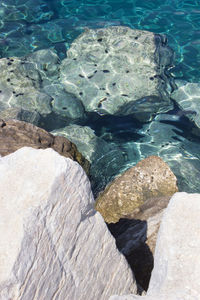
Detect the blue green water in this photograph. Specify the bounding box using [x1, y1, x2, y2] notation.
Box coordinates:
[1, 0, 200, 82]
[1, 0, 200, 194]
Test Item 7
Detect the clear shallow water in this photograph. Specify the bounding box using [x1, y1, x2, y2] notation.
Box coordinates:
[1, 0, 200, 82]
[1, 0, 200, 194]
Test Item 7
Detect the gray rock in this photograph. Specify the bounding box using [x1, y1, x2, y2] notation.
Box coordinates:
[60, 26, 174, 118]
[0, 53, 53, 118]
[0, 107, 40, 125]
[25, 48, 60, 81]
[0, 49, 86, 126]
[0, 147, 137, 299]
[171, 82, 200, 130]
[43, 84, 85, 122]
[51, 124, 126, 194]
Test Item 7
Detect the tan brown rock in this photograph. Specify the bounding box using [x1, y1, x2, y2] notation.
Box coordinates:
[95, 156, 178, 223]
[0, 119, 90, 174]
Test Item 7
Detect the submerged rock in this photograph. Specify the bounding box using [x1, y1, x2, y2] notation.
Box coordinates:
[0, 0, 54, 23]
[51, 124, 126, 194]
[0, 49, 85, 127]
[136, 112, 200, 193]
[0, 107, 40, 125]
[0, 119, 90, 174]
[109, 192, 200, 299]
[61, 26, 174, 118]
[0, 147, 137, 299]
[171, 82, 200, 130]
[0, 50, 56, 117]
[95, 156, 178, 223]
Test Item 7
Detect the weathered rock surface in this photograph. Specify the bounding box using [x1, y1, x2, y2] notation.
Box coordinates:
[95, 156, 178, 223]
[109, 294, 187, 300]
[51, 124, 125, 194]
[60, 26, 174, 118]
[171, 82, 200, 130]
[0, 27, 174, 128]
[0, 119, 90, 174]
[0, 51, 54, 120]
[108, 195, 169, 256]
[108, 196, 169, 290]
[0, 49, 85, 127]
[0, 147, 137, 300]
[109, 192, 200, 300]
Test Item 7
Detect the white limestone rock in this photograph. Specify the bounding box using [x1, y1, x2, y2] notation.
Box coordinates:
[0, 147, 137, 300]
[109, 294, 188, 300]
[109, 192, 200, 300]
[148, 192, 200, 297]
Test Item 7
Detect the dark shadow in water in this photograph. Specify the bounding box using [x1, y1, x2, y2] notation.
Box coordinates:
[108, 218, 154, 292]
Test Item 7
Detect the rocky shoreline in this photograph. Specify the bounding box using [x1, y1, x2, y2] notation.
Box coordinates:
[0, 26, 200, 299]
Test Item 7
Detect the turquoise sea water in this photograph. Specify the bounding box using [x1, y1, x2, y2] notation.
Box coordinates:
[1, 0, 200, 82]
[1, 0, 200, 194]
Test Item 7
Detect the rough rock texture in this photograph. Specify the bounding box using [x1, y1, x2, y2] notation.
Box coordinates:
[109, 295, 186, 300]
[0, 147, 137, 300]
[0, 51, 54, 119]
[51, 124, 125, 194]
[0, 28, 174, 128]
[0, 49, 85, 127]
[0, 119, 90, 174]
[109, 192, 200, 300]
[108, 196, 169, 291]
[147, 192, 200, 297]
[171, 82, 200, 130]
[109, 195, 169, 255]
[60, 26, 174, 117]
[95, 156, 178, 223]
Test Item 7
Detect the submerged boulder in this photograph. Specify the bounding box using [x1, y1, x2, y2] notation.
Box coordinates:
[60, 26, 174, 118]
[109, 192, 200, 299]
[0, 119, 90, 174]
[136, 112, 200, 193]
[0, 147, 137, 299]
[0, 107, 40, 125]
[0, 50, 55, 121]
[95, 156, 178, 223]
[0, 49, 85, 127]
[171, 82, 200, 130]
[51, 124, 125, 194]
